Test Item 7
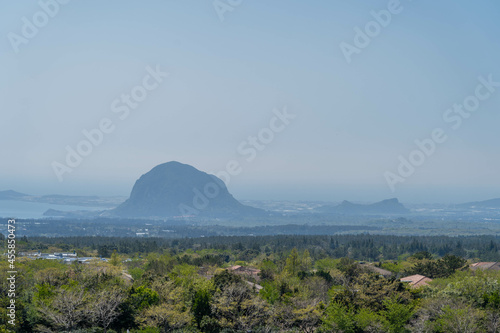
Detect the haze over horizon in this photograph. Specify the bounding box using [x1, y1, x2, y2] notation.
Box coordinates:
[1, 1, 500, 204]
[2, 160, 499, 205]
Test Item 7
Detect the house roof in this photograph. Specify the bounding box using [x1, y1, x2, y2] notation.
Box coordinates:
[227, 265, 261, 273]
[359, 263, 393, 276]
[246, 281, 263, 291]
[400, 274, 432, 288]
[470, 262, 500, 271]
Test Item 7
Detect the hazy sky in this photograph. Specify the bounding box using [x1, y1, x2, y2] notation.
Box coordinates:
[1, 1, 499, 204]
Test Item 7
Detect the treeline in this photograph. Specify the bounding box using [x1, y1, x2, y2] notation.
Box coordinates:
[1, 243, 499, 332]
[3, 218, 380, 238]
[18, 234, 500, 261]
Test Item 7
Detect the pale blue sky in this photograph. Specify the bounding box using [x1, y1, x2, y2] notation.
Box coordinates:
[1, 0, 499, 203]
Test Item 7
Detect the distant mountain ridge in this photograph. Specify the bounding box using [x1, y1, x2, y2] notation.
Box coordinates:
[0, 190, 123, 207]
[111, 161, 266, 218]
[458, 198, 500, 208]
[0, 190, 29, 200]
[318, 198, 409, 215]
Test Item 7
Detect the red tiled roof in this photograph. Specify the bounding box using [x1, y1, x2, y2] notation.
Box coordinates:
[400, 274, 432, 288]
[470, 262, 500, 271]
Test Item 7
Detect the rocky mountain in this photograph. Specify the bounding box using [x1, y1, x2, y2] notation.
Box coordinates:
[111, 161, 265, 218]
[318, 198, 409, 215]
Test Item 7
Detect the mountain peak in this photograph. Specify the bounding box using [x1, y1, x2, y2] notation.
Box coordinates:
[112, 162, 264, 218]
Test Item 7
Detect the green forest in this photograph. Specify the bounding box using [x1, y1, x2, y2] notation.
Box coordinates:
[1, 234, 500, 332]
